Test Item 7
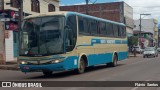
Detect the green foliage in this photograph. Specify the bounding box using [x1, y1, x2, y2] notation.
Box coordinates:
[128, 36, 138, 46]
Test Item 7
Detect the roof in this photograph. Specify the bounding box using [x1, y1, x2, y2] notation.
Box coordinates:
[69, 12, 125, 26]
[24, 11, 68, 19]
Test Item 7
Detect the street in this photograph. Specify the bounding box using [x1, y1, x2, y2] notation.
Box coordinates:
[0, 55, 160, 90]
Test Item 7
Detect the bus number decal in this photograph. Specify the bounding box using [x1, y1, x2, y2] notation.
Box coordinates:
[74, 59, 77, 65]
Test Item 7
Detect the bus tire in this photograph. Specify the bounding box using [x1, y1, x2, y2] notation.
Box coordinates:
[75, 58, 86, 74]
[43, 71, 53, 76]
[107, 54, 118, 67]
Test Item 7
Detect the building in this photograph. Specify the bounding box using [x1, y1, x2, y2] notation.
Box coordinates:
[60, 1, 134, 37]
[134, 19, 158, 48]
[0, 0, 59, 63]
[158, 25, 160, 47]
[133, 31, 153, 48]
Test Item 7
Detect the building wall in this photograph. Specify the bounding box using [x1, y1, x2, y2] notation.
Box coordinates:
[134, 19, 158, 47]
[158, 28, 160, 47]
[60, 2, 122, 22]
[0, 0, 60, 62]
[123, 3, 134, 36]
[134, 19, 158, 40]
[153, 19, 158, 44]
[3, 0, 59, 15]
[5, 30, 14, 62]
[0, 0, 4, 10]
[60, 2, 134, 37]
[134, 19, 155, 34]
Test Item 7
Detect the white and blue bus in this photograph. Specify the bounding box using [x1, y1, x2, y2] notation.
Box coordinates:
[19, 11, 128, 75]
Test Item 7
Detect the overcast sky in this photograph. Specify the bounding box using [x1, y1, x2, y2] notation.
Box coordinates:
[120, 0, 160, 20]
[60, 0, 160, 21]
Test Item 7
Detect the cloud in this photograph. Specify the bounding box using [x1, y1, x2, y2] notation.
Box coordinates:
[119, 0, 160, 20]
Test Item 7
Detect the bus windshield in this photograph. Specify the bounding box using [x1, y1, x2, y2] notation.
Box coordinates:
[20, 16, 65, 56]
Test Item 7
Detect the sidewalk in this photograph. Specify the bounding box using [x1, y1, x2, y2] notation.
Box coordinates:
[0, 61, 19, 70]
[128, 53, 142, 57]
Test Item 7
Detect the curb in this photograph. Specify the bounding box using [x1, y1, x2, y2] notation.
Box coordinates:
[0, 65, 20, 70]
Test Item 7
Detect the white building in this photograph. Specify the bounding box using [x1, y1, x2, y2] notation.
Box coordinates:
[0, 0, 60, 62]
[134, 19, 158, 47]
[3, 0, 59, 14]
[123, 2, 134, 37]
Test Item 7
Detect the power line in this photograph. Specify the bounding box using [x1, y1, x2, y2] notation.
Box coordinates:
[89, 0, 98, 4]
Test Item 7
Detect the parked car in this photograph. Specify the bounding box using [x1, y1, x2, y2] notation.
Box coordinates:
[133, 46, 142, 54]
[157, 47, 160, 53]
[143, 47, 158, 58]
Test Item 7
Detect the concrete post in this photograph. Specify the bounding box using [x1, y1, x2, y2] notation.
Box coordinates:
[0, 22, 6, 64]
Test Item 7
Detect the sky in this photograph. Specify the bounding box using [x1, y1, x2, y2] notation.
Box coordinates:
[60, 0, 160, 21]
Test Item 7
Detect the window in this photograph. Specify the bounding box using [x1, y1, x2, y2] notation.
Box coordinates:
[48, 4, 55, 12]
[78, 17, 84, 33]
[83, 18, 90, 33]
[10, 0, 19, 8]
[66, 15, 77, 52]
[78, 17, 90, 34]
[113, 24, 119, 37]
[99, 22, 106, 36]
[31, 0, 40, 13]
[106, 23, 114, 37]
[90, 20, 98, 35]
[117, 25, 121, 37]
[120, 26, 126, 38]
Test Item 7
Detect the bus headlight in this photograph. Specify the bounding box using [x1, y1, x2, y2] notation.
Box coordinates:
[20, 61, 28, 65]
[51, 59, 64, 64]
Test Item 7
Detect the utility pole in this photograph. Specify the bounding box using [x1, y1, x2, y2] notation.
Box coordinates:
[0, 1, 6, 64]
[18, 0, 23, 28]
[139, 14, 151, 48]
[86, 0, 89, 15]
[0, 21, 6, 64]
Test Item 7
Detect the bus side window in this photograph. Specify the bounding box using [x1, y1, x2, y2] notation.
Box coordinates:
[90, 20, 98, 35]
[121, 26, 126, 38]
[113, 25, 119, 37]
[117, 25, 121, 37]
[78, 16, 84, 33]
[83, 18, 89, 34]
[99, 22, 106, 36]
[106, 23, 113, 37]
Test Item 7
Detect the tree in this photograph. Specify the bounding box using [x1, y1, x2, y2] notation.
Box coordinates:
[128, 36, 138, 46]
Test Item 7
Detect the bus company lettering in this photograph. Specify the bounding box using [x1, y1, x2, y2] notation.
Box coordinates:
[107, 40, 115, 44]
[100, 40, 107, 44]
[100, 40, 115, 44]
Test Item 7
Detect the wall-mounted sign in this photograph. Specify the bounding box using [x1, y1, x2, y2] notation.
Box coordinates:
[5, 22, 18, 30]
[0, 0, 4, 10]
[5, 30, 10, 38]
[0, 18, 10, 21]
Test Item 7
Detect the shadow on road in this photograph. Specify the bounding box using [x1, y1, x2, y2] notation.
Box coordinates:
[27, 64, 125, 79]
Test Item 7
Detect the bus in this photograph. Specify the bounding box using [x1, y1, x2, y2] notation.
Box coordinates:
[18, 11, 128, 75]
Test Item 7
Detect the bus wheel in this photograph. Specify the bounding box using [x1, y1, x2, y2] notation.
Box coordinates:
[107, 55, 118, 67]
[43, 71, 53, 76]
[76, 58, 86, 74]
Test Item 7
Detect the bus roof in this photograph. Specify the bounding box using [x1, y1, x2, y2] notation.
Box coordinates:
[67, 12, 125, 26]
[24, 11, 68, 19]
[24, 11, 125, 26]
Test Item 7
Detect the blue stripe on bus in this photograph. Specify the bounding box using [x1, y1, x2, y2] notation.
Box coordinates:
[20, 51, 128, 73]
[77, 39, 127, 47]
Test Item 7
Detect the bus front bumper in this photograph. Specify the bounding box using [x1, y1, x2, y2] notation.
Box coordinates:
[19, 63, 66, 73]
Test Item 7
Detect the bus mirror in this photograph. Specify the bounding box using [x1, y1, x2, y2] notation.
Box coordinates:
[13, 28, 21, 32]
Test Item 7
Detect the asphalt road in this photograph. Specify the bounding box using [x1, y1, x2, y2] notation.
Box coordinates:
[0, 54, 160, 90]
